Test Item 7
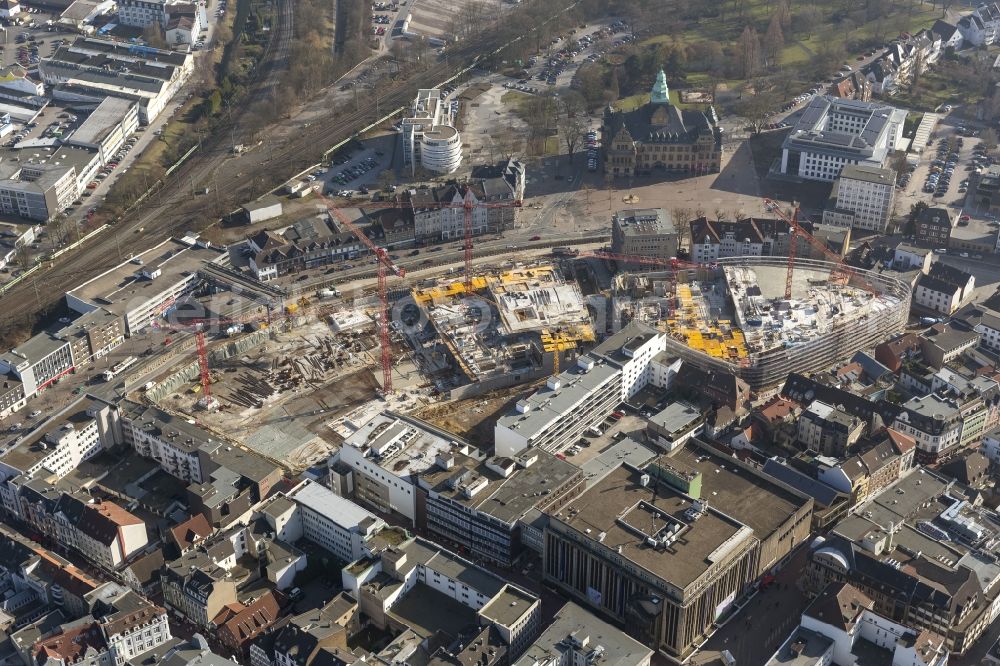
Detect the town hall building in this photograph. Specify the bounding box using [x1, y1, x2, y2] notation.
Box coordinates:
[602, 69, 722, 178]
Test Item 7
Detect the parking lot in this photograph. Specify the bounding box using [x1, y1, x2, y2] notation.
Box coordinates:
[895, 122, 987, 228]
[304, 136, 396, 198]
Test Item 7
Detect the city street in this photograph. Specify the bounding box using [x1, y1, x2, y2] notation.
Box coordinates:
[688, 545, 813, 665]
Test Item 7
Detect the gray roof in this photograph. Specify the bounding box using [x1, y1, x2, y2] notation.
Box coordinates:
[839, 164, 895, 185]
[68, 97, 135, 146]
[783, 96, 906, 163]
[514, 601, 653, 666]
[762, 459, 842, 507]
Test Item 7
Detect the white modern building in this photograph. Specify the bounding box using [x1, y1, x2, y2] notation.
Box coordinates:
[0, 332, 74, 398]
[823, 164, 897, 232]
[780, 96, 907, 182]
[494, 322, 668, 456]
[0, 397, 117, 480]
[337, 412, 459, 524]
[401, 89, 462, 176]
[66, 97, 140, 168]
[66, 236, 226, 336]
[117, 0, 166, 27]
[287, 479, 385, 563]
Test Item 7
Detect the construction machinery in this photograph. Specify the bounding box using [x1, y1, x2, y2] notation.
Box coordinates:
[317, 193, 405, 395]
[762, 198, 869, 297]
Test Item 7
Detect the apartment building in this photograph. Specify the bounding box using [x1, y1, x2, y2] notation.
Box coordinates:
[404, 176, 521, 243]
[915, 207, 955, 247]
[822, 164, 896, 232]
[766, 582, 948, 666]
[914, 263, 975, 315]
[56, 308, 124, 368]
[958, 3, 1000, 46]
[892, 393, 963, 460]
[805, 471, 1000, 654]
[689, 216, 812, 263]
[779, 96, 907, 182]
[797, 400, 866, 456]
[162, 550, 238, 627]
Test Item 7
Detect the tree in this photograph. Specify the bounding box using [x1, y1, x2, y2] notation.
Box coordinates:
[557, 92, 588, 162]
[980, 129, 999, 152]
[764, 13, 785, 67]
[791, 7, 823, 39]
[733, 80, 781, 134]
[142, 23, 167, 50]
[908, 49, 926, 95]
[737, 25, 761, 79]
[776, 0, 792, 29]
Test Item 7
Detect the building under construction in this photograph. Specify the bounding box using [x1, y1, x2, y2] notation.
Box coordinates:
[614, 257, 910, 389]
[410, 264, 595, 396]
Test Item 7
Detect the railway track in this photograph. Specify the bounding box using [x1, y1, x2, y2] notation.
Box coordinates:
[0, 0, 582, 340]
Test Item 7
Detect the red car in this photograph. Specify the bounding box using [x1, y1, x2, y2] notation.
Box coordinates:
[961, 214, 971, 221]
[530, 235, 541, 240]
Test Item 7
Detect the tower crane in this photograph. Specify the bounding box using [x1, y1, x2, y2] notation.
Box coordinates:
[317, 193, 405, 395]
[762, 198, 874, 297]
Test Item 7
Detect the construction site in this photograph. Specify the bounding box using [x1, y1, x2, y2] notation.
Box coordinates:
[614, 257, 911, 389]
[408, 263, 597, 396]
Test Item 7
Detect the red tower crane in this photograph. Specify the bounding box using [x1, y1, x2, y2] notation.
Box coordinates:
[317, 193, 406, 395]
[195, 328, 211, 399]
[762, 198, 869, 296]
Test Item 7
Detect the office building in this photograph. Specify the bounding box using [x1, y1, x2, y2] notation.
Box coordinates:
[495, 322, 667, 456]
[417, 447, 584, 566]
[287, 479, 386, 563]
[823, 164, 897, 232]
[66, 97, 139, 167]
[401, 89, 461, 176]
[0, 332, 73, 398]
[611, 208, 678, 265]
[66, 236, 225, 335]
[343, 537, 540, 658]
[779, 97, 907, 182]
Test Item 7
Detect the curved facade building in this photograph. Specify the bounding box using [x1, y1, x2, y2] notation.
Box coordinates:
[614, 257, 911, 389]
[420, 125, 462, 174]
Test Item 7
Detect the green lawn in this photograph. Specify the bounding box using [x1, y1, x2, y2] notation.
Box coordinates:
[614, 88, 707, 112]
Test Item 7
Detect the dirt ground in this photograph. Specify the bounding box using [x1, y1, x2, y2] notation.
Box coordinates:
[157, 321, 384, 470]
[414, 380, 544, 448]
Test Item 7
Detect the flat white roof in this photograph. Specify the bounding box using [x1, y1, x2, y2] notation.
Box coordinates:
[288, 480, 379, 531]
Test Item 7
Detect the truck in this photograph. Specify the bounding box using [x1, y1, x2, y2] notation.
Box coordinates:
[552, 246, 579, 257]
[102, 356, 138, 382]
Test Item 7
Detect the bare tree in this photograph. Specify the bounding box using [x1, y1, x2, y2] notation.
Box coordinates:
[764, 14, 785, 67]
[738, 25, 761, 79]
[557, 92, 588, 162]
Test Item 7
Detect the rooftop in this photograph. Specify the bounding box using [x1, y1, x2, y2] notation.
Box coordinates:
[287, 480, 381, 532]
[478, 584, 537, 628]
[839, 164, 895, 185]
[343, 412, 460, 480]
[550, 465, 755, 590]
[669, 441, 811, 539]
[418, 448, 581, 524]
[513, 601, 652, 666]
[67, 97, 135, 147]
[613, 208, 674, 236]
[67, 237, 224, 317]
